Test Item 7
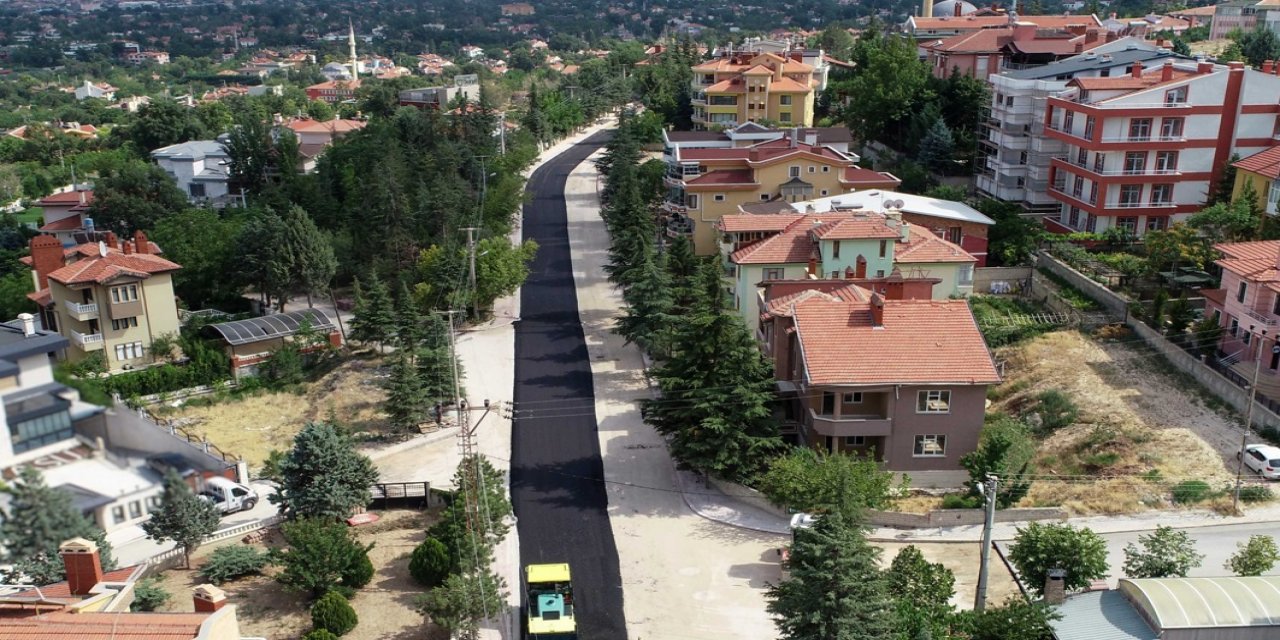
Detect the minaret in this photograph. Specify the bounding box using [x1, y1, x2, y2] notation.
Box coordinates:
[348, 19, 358, 81]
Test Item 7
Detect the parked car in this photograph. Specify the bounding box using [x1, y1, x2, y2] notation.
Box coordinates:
[1237, 444, 1280, 480]
[198, 476, 259, 514]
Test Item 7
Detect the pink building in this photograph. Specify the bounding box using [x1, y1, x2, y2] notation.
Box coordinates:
[1204, 241, 1280, 401]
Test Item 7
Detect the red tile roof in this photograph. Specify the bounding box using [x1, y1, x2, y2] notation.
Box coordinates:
[0, 611, 211, 640]
[764, 282, 870, 317]
[11, 566, 141, 599]
[46, 244, 181, 286]
[705, 78, 746, 93]
[26, 289, 51, 307]
[718, 213, 804, 233]
[731, 214, 848, 265]
[38, 217, 84, 232]
[768, 77, 812, 93]
[792, 297, 1000, 385]
[841, 166, 902, 187]
[911, 14, 1101, 30]
[928, 28, 1012, 53]
[685, 169, 757, 186]
[810, 216, 901, 240]
[285, 118, 366, 134]
[38, 191, 94, 206]
[1069, 67, 1195, 91]
[1215, 240, 1280, 290]
[1234, 146, 1280, 180]
[895, 224, 978, 263]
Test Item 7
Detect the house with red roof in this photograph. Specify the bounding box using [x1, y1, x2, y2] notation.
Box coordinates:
[1201, 240, 1280, 403]
[904, 10, 1103, 39]
[758, 279, 999, 479]
[691, 52, 821, 128]
[719, 209, 978, 327]
[1231, 145, 1280, 215]
[661, 130, 899, 255]
[35, 189, 94, 244]
[22, 232, 182, 370]
[923, 21, 1113, 81]
[305, 78, 360, 104]
[1044, 60, 1280, 237]
[0, 538, 249, 639]
[283, 118, 366, 173]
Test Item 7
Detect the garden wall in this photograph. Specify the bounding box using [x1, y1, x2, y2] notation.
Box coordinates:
[84, 402, 242, 479]
[1035, 250, 1131, 318]
[974, 266, 1033, 293]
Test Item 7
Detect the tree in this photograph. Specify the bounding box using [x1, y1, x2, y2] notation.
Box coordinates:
[223, 114, 279, 197]
[473, 237, 538, 313]
[280, 205, 337, 306]
[271, 421, 380, 519]
[1123, 525, 1204, 578]
[1209, 153, 1241, 205]
[235, 209, 292, 309]
[522, 83, 549, 148]
[1145, 222, 1215, 273]
[149, 208, 245, 309]
[88, 161, 190, 234]
[917, 119, 955, 172]
[393, 280, 425, 350]
[1172, 38, 1192, 56]
[308, 100, 336, 122]
[417, 312, 461, 406]
[277, 518, 375, 598]
[349, 274, 395, 351]
[615, 250, 674, 356]
[756, 447, 901, 520]
[409, 537, 451, 588]
[0, 466, 116, 585]
[840, 34, 932, 144]
[1226, 535, 1280, 576]
[311, 590, 359, 636]
[419, 569, 507, 640]
[125, 100, 206, 153]
[1189, 199, 1257, 243]
[887, 546, 955, 640]
[643, 261, 784, 481]
[1237, 27, 1280, 67]
[1007, 522, 1109, 596]
[142, 469, 221, 569]
[816, 24, 857, 60]
[767, 512, 894, 640]
[978, 198, 1042, 266]
[960, 596, 1061, 640]
[383, 353, 427, 432]
[960, 415, 1035, 508]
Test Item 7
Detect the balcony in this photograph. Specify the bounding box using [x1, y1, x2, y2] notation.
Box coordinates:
[1098, 135, 1186, 144]
[1110, 200, 1176, 209]
[665, 215, 695, 239]
[809, 410, 893, 437]
[63, 300, 98, 321]
[1243, 307, 1279, 327]
[660, 200, 688, 214]
[70, 329, 104, 351]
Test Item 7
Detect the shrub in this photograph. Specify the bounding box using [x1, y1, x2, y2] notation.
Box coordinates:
[201, 545, 271, 584]
[1227, 535, 1280, 576]
[941, 494, 979, 509]
[1031, 389, 1078, 432]
[130, 578, 170, 611]
[409, 537, 451, 588]
[311, 591, 358, 636]
[1171, 480, 1214, 504]
[303, 631, 340, 640]
[755, 447, 903, 518]
[341, 551, 374, 589]
[1239, 485, 1274, 503]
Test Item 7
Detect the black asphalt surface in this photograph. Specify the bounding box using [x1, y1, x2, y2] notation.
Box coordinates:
[511, 132, 627, 640]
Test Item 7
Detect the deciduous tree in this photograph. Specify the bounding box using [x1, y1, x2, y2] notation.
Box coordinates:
[1226, 535, 1280, 576]
[888, 545, 955, 640]
[960, 415, 1034, 508]
[1123, 525, 1204, 578]
[141, 469, 221, 569]
[756, 447, 901, 519]
[1007, 522, 1108, 596]
[89, 161, 190, 234]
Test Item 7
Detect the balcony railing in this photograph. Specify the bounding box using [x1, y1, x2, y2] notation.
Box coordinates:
[809, 410, 893, 437]
[660, 201, 688, 214]
[1098, 135, 1186, 143]
[70, 329, 104, 349]
[63, 300, 98, 318]
[1110, 200, 1176, 209]
[1243, 307, 1279, 327]
[666, 216, 695, 239]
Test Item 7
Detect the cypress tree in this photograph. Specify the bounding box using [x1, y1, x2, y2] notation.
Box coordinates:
[767, 512, 895, 640]
[665, 234, 698, 313]
[349, 273, 395, 352]
[383, 353, 428, 433]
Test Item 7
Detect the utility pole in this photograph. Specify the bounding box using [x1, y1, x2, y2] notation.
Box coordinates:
[974, 474, 999, 613]
[1235, 326, 1270, 514]
[462, 227, 479, 319]
[437, 309, 480, 533]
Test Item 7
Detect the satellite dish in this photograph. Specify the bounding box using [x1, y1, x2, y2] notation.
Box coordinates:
[892, 199, 905, 209]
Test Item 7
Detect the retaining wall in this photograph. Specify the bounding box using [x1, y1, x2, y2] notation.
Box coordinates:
[705, 475, 789, 520]
[1035, 250, 1131, 318]
[83, 402, 240, 477]
[974, 266, 1033, 293]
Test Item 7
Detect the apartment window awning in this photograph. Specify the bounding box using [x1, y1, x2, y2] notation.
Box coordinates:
[204, 309, 335, 346]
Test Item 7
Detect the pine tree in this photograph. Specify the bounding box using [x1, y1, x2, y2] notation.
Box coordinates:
[417, 312, 461, 406]
[643, 261, 783, 480]
[522, 83, 549, 148]
[142, 469, 221, 569]
[383, 353, 428, 433]
[281, 205, 337, 307]
[349, 273, 395, 352]
[917, 118, 955, 171]
[767, 512, 894, 640]
[270, 422, 380, 519]
[616, 250, 673, 356]
[393, 280, 425, 353]
[0, 466, 116, 584]
[664, 234, 698, 313]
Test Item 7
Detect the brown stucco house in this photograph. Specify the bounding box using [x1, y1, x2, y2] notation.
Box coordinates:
[761, 281, 1000, 485]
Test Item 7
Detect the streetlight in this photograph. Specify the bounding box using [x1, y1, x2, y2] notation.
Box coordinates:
[1234, 325, 1272, 514]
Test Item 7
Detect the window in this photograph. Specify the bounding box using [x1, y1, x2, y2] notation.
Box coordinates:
[1146, 216, 1168, 231]
[947, 227, 962, 243]
[914, 435, 947, 457]
[1150, 184, 1173, 205]
[833, 240, 841, 259]
[189, 183, 206, 198]
[1155, 151, 1178, 173]
[1231, 318, 1240, 336]
[112, 506, 126, 525]
[146, 495, 162, 513]
[763, 267, 785, 281]
[1019, 151, 1028, 165]
[821, 392, 836, 416]
[844, 436, 866, 446]
[1273, 294, 1280, 315]
[713, 194, 725, 202]
[1093, 153, 1105, 172]
[779, 112, 792, 123]
[110, 285, 139, 303]
[789, 166, 801, 178]
[1088, 183, 1098, 205]
[1128, 118, 1152, 141]
[1244, 330, 1253, 345]
[1164, 86, 1188, 105]
[820, 190, 828, 196]
[958, 264, 974, 285]
[1119, 184, 1143, 206]
[1124, 151, 1146, 174]
[1085, 213, 1097, 232]
[780, 95, 792, 106]
[1063, 110, 1074, 132]
[1116, 216, 1138, 233]
[822, 166, 830, 173]
[1160, 117, 1183, 140]
[1072, 176, 1084, 199]
[995, 92, 1004, 105]
[875, 269, 885, 277]
[807, 165, 815, 173]
[111, 317, 138, 331]
[114, 341, 144, 362]
[916, 390, 951, 413]
[1239, 281, 1249, 303]
[686, 194, 699, 209]
[843, 392, 863, 404]
[1083, 116, 1095, 139]
[1006, 95, 1014, 107]
[760, 194, 771, 201]
[1068, 207, 1080, 228]
[10, 410, 73, 453]
[1076, 147, 1087, 166]
[879, 240, 888, 258]
[128, 500, 142, 519]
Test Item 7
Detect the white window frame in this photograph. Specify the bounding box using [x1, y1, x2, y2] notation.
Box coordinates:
[713, 193, 725, 202]
[916, 390, 951, 413]
[842, 392, 863, 404]
[789, 165, 801, 178]
[914, 434, 947, 457]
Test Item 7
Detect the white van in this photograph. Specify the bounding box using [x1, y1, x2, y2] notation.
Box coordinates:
[198, 476, 259, 514]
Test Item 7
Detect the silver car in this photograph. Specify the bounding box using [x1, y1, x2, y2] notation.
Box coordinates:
[1238, 444, 1280, 480]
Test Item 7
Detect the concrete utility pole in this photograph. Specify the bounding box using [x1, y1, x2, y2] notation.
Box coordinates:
[974, 474, 999, 612]
[462, 227, 479, 319]
[1235, 326, 1271, 514]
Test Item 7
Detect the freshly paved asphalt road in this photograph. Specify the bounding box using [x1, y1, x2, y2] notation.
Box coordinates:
[511, 132, 627, 640]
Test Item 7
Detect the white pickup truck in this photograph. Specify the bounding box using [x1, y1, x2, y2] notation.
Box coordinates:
[198, 476, 259, 514]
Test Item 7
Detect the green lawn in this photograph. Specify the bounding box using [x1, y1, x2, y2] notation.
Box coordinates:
[14, 207, 41, 226]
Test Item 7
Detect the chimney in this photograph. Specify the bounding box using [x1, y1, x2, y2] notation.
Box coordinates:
[105, 231, 119, 251]
[1106, 31, 1118, 43]
[123, 241, 134, 255]
[955, 1, 962, 16]
[60, 538, 104, 596]
[1068, 24, 1087, 36]
[870, 293, 885, 328]
[1131, 61, 1143, 78]
[133, 231, 150, 254]
[1085, 28, 1099, 44]
[807, 254, 817, 276]
[1074, 41, 1083, 53]
[1045, 568, 1067, 605]
[790, 127, 799, 148]
[923, 0, 933, 18]
[29, 235, 65, 291]
[1198, 61, 1214, 74]
[18, 313, 35, 337]
[1012, 22, 1038, 42]
[844, 266, 855, 279]
[192, 584, 228, 612]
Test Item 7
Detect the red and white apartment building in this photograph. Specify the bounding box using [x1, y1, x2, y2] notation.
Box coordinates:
[1044, 60, 1280, 237]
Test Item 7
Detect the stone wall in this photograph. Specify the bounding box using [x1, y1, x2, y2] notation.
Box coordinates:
[1035, 250, 1131, 318]
[974, 266, 1033, 293]
[865, 507, 1066, 528]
